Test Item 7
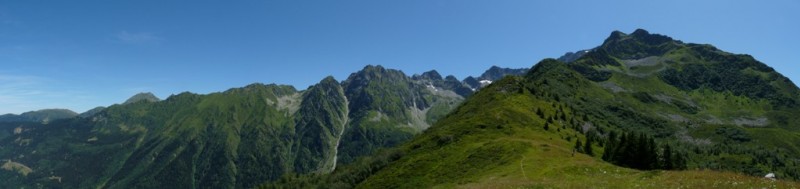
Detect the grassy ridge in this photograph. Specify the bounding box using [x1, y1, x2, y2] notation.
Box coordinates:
[356, 60, 800, 187]
[261, 30, 800, 188]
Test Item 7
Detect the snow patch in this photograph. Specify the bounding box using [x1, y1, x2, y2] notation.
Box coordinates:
[426, 84, 438, 91]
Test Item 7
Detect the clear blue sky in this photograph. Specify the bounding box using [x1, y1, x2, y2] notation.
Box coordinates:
[0, 0, 798, 114]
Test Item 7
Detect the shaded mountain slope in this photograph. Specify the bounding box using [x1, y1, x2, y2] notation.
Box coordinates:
[0, 66, 464, 189]
[338, 65, 463, 164]
[0, 109, 78, 123]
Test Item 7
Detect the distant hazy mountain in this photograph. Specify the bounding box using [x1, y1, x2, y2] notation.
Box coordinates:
[479, 65, 529, 81]
[462, 66, 529, 90]
[123, 92, 160, 104]
[0, 109, 78, 123]
[409, 66, 531, 97]
[412, 70, 474, 97]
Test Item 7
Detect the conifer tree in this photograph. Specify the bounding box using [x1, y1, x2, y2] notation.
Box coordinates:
[584, 137, 594, 156]
[663, 143, 674, 169]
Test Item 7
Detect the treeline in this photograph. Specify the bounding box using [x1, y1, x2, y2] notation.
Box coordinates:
[601, 130, 687, 170]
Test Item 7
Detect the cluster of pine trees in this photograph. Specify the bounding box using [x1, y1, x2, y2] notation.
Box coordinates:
[573, 128, 598, 156]
[601, 130, 687, 170]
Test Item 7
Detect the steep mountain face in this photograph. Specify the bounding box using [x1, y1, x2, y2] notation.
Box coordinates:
[412, 70, 474, 97]
[442, 75, 474, 96]
[260, 29, 800, 188]
[293, 76, 349, 173]
[0, 66, 464, 189]
[462, 76, 480, 90]
[556, 49, 591, 63]
[123, 92, 161, 104]
[410, 66, 531, 97]
[479, 66, 530, 81]
[411, 70, 443, 81]
[338, 65, 463, 164]
[462, 66, 529, 90]
[0, 109, 78, 123]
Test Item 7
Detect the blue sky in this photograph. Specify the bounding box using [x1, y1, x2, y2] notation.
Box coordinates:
[0, 0, 798, 114]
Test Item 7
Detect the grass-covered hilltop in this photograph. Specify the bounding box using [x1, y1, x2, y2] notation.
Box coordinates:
[2, 29, 800, 188]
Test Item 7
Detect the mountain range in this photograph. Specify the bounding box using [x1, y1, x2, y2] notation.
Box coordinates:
[3, 29, 799, 188]
[0, 63, 525, 188]
[0, 109, 78, 124]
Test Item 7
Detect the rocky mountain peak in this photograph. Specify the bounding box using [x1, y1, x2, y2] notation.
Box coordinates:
[412, 70, 443, 81]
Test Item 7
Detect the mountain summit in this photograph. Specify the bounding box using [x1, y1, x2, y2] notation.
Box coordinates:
[123, 92, 161, 104]
[571, 29, 798, 106]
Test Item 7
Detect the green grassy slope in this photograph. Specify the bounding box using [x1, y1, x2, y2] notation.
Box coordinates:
[258, 30, 800, 188]
[293, 76, 349, 174]
[0, 84, 306, 189]
[356, 58, 800, 188]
